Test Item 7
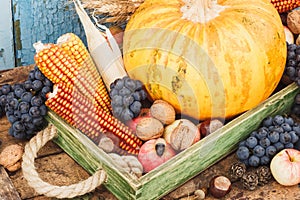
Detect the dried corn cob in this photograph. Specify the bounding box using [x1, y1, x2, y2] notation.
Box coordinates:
[57, 33, 100, 83]
[34, 41, 112, 113]
[57, 33, 112, 112]
[271, 0, 300, 13]
[46, 82, 142, 155]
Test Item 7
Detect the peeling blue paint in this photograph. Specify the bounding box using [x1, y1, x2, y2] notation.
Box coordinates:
[13, 0, 86, 67]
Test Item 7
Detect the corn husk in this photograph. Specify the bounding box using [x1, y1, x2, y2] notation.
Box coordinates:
[73, 0, 127, 89]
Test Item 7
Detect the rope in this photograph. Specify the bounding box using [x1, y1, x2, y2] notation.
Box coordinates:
[22, 124, 107, 199]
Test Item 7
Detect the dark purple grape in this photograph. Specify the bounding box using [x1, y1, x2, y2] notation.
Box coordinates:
[248, 155, 260, 167]
[21, 113, 32, 123]
[272, 126, 284, 133]
[281, 123, 292, 132]
[286, 66, 296, 77]
[262, 116, 273, 127]
[130, 101, 142, 116]
[34, 69, 45, 81]
[260, 156, 270, 165]
[31, 95, 43, 107]
[236, 146, 250, 160]
[21, 92, 33, 103]
[39, 105, 47, 116]
[112, 106, 123, 118]
[23, 80, 33, 90]
[279, 132, 292, 144]
[253, 145, 265, 157]
[6, 92, 15, 101]
[18, 101, 30, 114]
[41, 86, 52, 98]
[274, 142, 285, 151]
[43, 78, 53, 87]
[1, 84, 12, 95]
[7, 114, 18, 124]
[32, 116, 44, 126]
[293, 125, 300, 136]
[8, 98, 19, 110]
[121, 108, 134, 122]
[110, 77, 147, 122]
[259, 137, 271, 148]
[245, 136, 258, 149]
[285, 143, 294, 148]
[28, 70, 35, 81]
[114, 78, 124, 90]
[123, 95, 134, 107]
[0, 95, 8, 106]
[284, 116, 294, 126]
[14, 110, 22, 118]
[119, 87, 131, 96]
[12, 121, 25, 132]
[14, 87, 25, 98]
[29, 106, 41, 118]
[239, 141, 246, 147]
[256, 127, 268, 140]
[32, 80, 43, 91]
[124, 78, 137, 91]
[289, 131, 299, 143]
[265, 145, 277, 157]
[111, 95, 123, 107]
[273, 115, 285, 126]
[267, 131, 280, 143]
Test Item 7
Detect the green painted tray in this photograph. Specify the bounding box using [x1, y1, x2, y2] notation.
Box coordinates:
[46, 83, 299, 200]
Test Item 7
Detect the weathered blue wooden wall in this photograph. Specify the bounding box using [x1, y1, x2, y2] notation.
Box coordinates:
[4, 0, 86, 69]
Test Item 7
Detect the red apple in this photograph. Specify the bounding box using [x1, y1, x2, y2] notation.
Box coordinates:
[270, 148, 300, 186]
[126, 108, 151, 132]
[138, 138, 176, 173]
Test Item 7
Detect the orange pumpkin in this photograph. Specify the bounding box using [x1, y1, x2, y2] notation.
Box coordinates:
[123, 0, 286, 120]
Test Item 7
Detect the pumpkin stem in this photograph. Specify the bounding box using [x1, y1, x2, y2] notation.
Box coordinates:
[180, 0, 226, 23]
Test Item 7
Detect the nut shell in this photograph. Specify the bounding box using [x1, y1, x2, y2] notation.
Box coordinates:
[136, 117, 164, 140]
[150, 100, 176, 125]
[0, 144, 24, 169]
[209, 175, 231, 198]
[164, 119, 200, 151]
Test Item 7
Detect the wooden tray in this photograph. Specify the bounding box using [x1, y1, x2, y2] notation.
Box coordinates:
[45, 83, 299, 200]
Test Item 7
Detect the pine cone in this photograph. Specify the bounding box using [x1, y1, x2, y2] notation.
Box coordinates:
[229, 162, 247, 181]
[256, 166, 272, 185]
[241, 171, 258, 191]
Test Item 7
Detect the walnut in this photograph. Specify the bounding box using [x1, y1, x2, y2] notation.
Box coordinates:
[0, 144, 24, 172]
[287, 10, 300, 34]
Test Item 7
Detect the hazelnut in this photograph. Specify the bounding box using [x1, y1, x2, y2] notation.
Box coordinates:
[136, 117, 164, 140]
[287, 10, 300, 34]
[150, 100, 176, 125]
[0, 144, 24, 172]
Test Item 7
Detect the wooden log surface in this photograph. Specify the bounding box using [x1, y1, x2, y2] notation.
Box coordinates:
[0, 66, 300, 200]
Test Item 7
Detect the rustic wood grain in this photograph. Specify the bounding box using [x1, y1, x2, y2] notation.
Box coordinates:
[0, 167, 21, 200]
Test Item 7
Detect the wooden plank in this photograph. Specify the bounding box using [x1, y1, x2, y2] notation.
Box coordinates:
[0, 166, 21, 200]
[12, 0, 86, 67]
[0, 0, 15, 70]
